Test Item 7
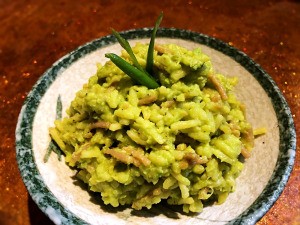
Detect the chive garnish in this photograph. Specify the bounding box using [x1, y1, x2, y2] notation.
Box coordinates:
[146, 12, 163, 75]
[111, 29, 144, 72]
[105, 53, 159, 89]
[107, 12, 163, 89]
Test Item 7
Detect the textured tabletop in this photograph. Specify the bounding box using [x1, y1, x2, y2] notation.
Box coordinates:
[0, 1, 299, 224]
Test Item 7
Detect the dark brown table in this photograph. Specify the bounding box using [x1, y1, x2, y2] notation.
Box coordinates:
[0, 1, 299, 224]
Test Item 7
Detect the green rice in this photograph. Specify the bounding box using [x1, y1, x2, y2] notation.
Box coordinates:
[49, 42, 254, 213]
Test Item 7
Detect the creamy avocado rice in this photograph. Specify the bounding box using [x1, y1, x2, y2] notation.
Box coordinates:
[49, 42, 254, 213]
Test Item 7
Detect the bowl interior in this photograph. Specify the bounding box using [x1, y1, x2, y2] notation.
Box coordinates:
[16, 29, 295, 225]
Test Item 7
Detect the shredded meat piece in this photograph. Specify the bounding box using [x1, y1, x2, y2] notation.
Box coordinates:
[104, 148, 133, 164]
[70, 143, 90, 164]
[211, 94, 221, 102]
[242, 127, 254, 148]
[179, 161, 189, 170]
[90, 121, 111, 129]
[154, 44, 174, 55]
[241, 147, 251, 158]
[208, 74, 228, 100]
[138, 94, 158, 105]
[104, 146, 151, 167]
[124, 146, 151, 166]
[161, 100, 175, 108]
[183, 152, 208, 166]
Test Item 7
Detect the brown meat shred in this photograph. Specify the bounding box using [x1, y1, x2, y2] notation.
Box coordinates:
[104, 146, 151, 167]
[241, 147, 251, 158]
[90, 121, 111, 129]
[183, 152, 208, 166]
[104, 148, 133, 165]
[208, 74, 228, 100]
[138, 94, 158, 105]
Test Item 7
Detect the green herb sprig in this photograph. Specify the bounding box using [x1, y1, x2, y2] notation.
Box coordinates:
[44, 95, 63, 162]
[105, 53, 159, 89]
[106, 12, 163, 89]
[111, 29, 144, 72]
[146, 12, 163, 75]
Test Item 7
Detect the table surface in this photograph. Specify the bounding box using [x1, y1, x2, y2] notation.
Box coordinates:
[0, 1, 299, 224]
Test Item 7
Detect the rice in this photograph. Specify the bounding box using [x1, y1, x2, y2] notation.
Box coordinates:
[49, 42, 254, 213]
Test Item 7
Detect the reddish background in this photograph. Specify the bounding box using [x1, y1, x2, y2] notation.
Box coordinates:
[0, 1, 299, 224]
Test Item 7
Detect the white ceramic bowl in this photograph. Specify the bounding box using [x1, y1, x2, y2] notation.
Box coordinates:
[16, 28, 296, 225]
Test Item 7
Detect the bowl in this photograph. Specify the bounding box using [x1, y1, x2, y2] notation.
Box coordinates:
[15, 28, 296, 225]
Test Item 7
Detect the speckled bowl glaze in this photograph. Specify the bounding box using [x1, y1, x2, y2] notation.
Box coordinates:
[16, 28, 296, 225]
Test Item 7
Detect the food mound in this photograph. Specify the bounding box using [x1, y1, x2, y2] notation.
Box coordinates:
[49, 43, 254, 213]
